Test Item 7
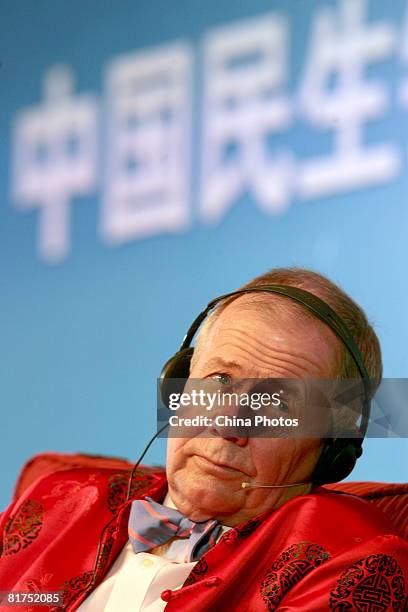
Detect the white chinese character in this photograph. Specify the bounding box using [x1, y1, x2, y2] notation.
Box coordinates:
[101, 43, 192, 245]
[12, 65, 98, 262]
[298, 0, 399, 199]
[200, 14, 293, 223]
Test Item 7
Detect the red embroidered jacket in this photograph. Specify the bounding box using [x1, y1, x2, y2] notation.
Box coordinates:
[0, 465, 407, 611]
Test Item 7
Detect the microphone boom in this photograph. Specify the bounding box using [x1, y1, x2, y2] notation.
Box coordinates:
[241, 481, 309, 489]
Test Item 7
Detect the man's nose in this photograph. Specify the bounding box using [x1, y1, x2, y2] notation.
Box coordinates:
[208, 401, 249, 446]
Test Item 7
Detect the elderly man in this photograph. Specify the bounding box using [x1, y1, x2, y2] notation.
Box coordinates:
[0, 268, 407, 611]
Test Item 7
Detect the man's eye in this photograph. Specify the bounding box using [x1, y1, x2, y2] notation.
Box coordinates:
[277, 400, 290, 413]
[212, 373, 231, 385]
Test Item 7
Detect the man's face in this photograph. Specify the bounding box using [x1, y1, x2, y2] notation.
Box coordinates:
[166, 297, 341, 526]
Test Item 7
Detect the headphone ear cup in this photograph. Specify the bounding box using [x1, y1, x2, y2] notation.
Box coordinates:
[159, 348, 194, 408]
[312, 439, 363, 485]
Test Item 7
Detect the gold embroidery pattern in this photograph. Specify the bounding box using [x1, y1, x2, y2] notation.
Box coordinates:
[1, 499, 44, 557]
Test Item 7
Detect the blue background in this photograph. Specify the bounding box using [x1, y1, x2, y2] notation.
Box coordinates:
[1, 0, 407, 510]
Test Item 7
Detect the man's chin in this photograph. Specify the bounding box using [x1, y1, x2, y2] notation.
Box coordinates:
[168, 473, 242, 521]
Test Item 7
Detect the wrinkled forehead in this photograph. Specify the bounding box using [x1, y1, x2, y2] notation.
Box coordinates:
[196, 293, 343, 375]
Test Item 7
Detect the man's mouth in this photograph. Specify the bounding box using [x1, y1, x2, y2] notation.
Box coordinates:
[192, 453, 250, 476]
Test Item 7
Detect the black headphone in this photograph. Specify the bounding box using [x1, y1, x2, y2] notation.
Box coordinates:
[160, 285, 371, 485]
